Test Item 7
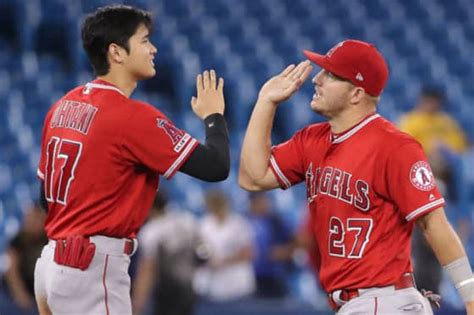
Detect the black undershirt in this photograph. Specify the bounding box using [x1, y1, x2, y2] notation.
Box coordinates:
[179, 113, 230, 181]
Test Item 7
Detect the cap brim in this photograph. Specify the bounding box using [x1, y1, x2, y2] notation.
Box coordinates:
[303, 50, 328, 69]
[303, 50, 349, 82]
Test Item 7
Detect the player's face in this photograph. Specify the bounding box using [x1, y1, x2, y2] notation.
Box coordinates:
[123, 24, 157, 80]
[310, 70, 354, 118]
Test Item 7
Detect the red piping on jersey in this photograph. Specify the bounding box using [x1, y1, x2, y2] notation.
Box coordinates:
[270, 156, 291, 188]
[102, 255, 110, 315]
[405, 198, 445, 221]
[374, 297, 378, 314]
[163, 137, 198, 179]
[86, 79, 126, 96]
[331, 113, 380, 144]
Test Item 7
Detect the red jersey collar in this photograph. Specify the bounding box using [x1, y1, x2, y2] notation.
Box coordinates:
[330, 113, 380, 144]
[83, 79, 126, 96]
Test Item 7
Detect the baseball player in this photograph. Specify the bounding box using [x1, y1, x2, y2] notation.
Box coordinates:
[239, 39, 474, 314]
[34, 5, 229, 315]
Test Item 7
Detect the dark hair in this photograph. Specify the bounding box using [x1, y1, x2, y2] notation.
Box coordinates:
[81, 5, 152, 76]
[420, 87, 444, 102]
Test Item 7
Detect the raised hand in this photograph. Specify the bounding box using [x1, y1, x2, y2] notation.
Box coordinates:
[258, 60, 313, 105]
[191, 69, 225, 119]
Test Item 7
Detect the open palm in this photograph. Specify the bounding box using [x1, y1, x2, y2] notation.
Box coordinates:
[259, 60, 313, 104]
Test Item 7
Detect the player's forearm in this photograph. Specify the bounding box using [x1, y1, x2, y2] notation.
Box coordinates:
[180, 114, 230, 181]
[417, 208, 466, 265]
[239, 98, 277, 187]
[417, 208, 474, 306]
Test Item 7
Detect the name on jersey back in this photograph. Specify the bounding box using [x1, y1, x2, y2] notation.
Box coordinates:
[50, 100, 98, 135]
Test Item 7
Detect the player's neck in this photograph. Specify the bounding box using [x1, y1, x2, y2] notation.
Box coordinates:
[329, 109, 376, 134]
[97, 71, 137, 98]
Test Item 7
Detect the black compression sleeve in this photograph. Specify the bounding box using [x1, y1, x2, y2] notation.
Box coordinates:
[179, 113, 230, 181]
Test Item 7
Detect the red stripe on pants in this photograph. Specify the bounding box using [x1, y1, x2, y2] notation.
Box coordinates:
[102, 255, 110, 315]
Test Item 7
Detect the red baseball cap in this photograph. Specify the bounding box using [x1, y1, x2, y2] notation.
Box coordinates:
[303, 40, 389, 96]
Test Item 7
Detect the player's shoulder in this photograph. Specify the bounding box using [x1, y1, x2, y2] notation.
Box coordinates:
[127, 98, 168, 119]
[44, 85, 85, 118]
[49, 84, 83, 104]
[373, 116, 421, 149]
[296, 121, 331, 139]
[67, 84, 87, 95]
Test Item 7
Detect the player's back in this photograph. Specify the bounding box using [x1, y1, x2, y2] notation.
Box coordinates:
[38, 80, 161, 239]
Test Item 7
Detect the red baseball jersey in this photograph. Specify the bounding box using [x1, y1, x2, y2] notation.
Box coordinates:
[270, 113, 445, 292]
[37, 80, 199, 239]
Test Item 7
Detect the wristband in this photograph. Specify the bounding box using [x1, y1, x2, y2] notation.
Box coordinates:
[204, 113, 228, 137]
[444, 257, 474, 302]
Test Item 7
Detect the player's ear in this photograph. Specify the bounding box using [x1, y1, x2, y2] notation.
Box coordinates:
[349, 87, 365, 105]
[108, 43, 126, 65]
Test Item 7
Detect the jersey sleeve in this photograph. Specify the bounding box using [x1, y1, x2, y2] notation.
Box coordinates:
[386, 142, 445, 221]
[122, 102, 199, 179]
[270, 128, 307, 189]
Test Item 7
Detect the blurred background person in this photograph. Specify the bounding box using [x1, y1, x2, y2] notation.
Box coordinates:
[295, 210, 321, 285]
[132, 191, 205, 315]
[2, 202, 47, 315]
[399, 87, 469, 193]
[193, 189, 255, 302]
[247, 192, 294, 299]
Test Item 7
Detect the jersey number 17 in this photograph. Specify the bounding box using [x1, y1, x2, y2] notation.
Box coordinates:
[44, 137, 83, 205]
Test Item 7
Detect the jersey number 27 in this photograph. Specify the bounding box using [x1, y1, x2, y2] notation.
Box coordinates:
[45, 137, 82, 205]
[329, 217, 373, 259]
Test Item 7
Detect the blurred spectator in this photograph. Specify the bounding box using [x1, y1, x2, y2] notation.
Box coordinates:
[399, 87, 468, 186]
[399, 87, 469, 294]
[293, 210, 330, 310]
[194, 190, 255, 302]
[3, 202, 47, 313]
[132, 191, 204, 315]
[247, 192, 293, 298]
[295, 210, 321, 282]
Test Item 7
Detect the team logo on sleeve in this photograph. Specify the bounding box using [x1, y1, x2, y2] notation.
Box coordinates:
[156, 118, 189, 152]
[410, 161, 435, 191]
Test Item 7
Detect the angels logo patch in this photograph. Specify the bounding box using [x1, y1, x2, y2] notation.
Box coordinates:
[157, 118, 184, 144]
[410, 161, 435, 191]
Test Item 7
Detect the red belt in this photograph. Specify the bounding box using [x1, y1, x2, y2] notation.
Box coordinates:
[56, 237, 135, 255]
[328, 273, 416, 311]
[53, 236, 136, 271]
[123, 238, 135, 255]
